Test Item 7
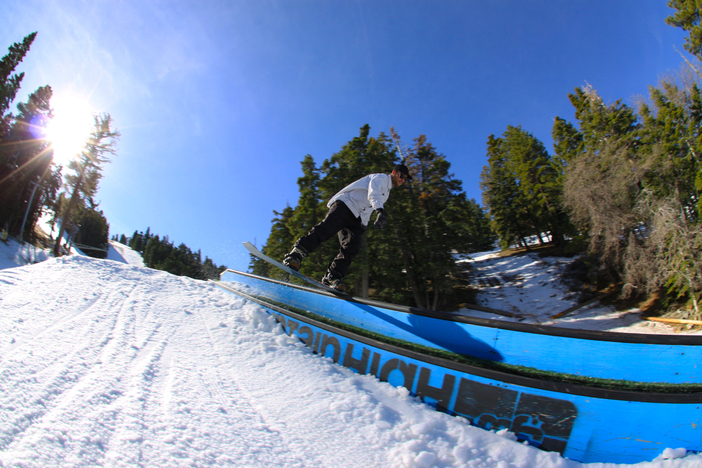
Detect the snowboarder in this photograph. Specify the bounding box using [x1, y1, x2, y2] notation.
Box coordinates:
[283, 164, 412, 292]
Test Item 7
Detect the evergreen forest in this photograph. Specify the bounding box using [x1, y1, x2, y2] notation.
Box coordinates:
[0, 32, 226, 281]
[256, 1, 702, 319]
[253, 126, 496, 310]
[0, 32, 118, 260]
[4, 2, 702, 316]
[113, 229, 227, 281]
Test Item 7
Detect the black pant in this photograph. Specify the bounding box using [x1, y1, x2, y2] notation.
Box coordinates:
[296, 201, 364, 278]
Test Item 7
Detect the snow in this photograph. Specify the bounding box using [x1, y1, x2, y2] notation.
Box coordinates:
[106, 240, 145, 267]
[0, 239, 700, 467]
[0, 240, 51, 271]
[457, 250, 702, 335]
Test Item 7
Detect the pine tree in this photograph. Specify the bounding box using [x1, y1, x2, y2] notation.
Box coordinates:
[666, 0, 702, 60]
[481, 134, 532, 248]
[382, 132, 489, 309]
[0, 85, 59, 240]
[261, 125, 497, 308]
[257, 206, 296, 280]
[129, 230, 143, 251]
[202, 256, 226, 280]
[53, 113, 119, 255]
[386, 135, 464, 309]
[315, 124, 397, 295]
[73, 208, 109, 258]
[504, 126, 570, 246]
[0, 32, 56, 241]
[289, 155, 321, 240]
[122, 230, 227, 281]
[445, 196, 497, 253]
[628, 79, 702, 314]
[258, 124, 398, 296]
[0, 34, 47, 241]
[286, 155, 328, 279]
[569, 85, 640, 149]
[637, 82, 699, 217]
[0, 32, 37, 140]
[552, 117, 584, 172]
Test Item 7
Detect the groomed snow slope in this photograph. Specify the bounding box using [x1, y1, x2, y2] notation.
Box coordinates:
[0, 242, 700, 467]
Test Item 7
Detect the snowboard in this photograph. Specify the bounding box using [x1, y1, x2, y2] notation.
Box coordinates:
[243, 242, 349, 297]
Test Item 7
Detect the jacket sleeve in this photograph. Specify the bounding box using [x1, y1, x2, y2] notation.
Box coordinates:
[367, 174, 390, 211]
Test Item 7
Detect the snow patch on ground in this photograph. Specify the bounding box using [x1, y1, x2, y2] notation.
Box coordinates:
[107, 240, 145, 266]
[458, 250, 701, 335]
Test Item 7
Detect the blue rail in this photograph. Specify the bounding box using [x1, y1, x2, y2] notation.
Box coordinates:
[221, 269, 702, 384]
[214, 277, 702, 464]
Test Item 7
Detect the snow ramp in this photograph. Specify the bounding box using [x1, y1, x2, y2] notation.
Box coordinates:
[217, 269, 702, 464]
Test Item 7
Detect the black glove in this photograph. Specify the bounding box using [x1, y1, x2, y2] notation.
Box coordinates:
[374, 208, 388, 229]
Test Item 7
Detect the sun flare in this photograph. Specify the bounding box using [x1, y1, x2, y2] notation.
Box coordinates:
[46, 93, 95, 167]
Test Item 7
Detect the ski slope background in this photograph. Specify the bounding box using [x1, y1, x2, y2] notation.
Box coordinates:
[0, 239, 700, 468]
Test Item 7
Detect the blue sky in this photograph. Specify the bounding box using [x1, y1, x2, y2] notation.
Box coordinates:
[1, 0, 690, 272]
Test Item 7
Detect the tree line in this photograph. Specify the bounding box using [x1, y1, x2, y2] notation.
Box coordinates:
[257, 2, 702, 319]
[254, 124, 496, 310]
[0, 32, 226, 283]
[0, 32, 117, 258]
[481, 1, 702, 319]
[113, 229, 227, 281]
[5, 3, 702, 316]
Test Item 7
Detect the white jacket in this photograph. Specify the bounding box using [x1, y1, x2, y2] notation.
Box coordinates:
[327, 173, 392, 226]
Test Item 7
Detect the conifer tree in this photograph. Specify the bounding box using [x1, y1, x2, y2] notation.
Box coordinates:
[315, 124, 397, 294]
[285, 155, 328, 279]
[446, 196, 496, 253]
[0, 85, 59, 240]
[144, 234, 170, 267]
[53, 113, 119, 255]
[551, 117, 584, 191]
[629, 79, 702, 313]
[384, 135, 465, 308]
[557, 77, 702, 317]
[120, 230, 226, 280]
[260, 125, 497, 308]
[379, 131, 492, 309]
[481, 133, 533, 248]
[73, 208, 109, 258]
[129, 230, 142, 251]
[569, 86, 640, 150]
[0, 32, 59, 241]
[202, 256, 226, 280]
[0, 32, 37, 139]
[481, 126, 571, 249]
[666, 0, 702, 60]
[289, 155, 322, 240]
[638, 82, 700, 217]
[256, 206, 296, 280]
[257, 124, 398, 296]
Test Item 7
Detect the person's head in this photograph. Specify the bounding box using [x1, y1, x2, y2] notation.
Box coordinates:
[391, 164, 412, 187]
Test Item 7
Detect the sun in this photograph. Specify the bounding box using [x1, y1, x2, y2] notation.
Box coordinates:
[46, 93, 95, 167]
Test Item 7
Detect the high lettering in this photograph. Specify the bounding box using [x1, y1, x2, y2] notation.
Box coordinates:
[274, 314, 576, 455]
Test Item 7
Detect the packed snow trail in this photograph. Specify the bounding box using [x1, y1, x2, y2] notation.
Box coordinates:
[0, 257, 309, 466]
[0, 255, 700, 467]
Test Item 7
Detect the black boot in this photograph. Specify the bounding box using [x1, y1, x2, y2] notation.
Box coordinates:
[283, 244, 307, 271]
[321, 270, 346, 293]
